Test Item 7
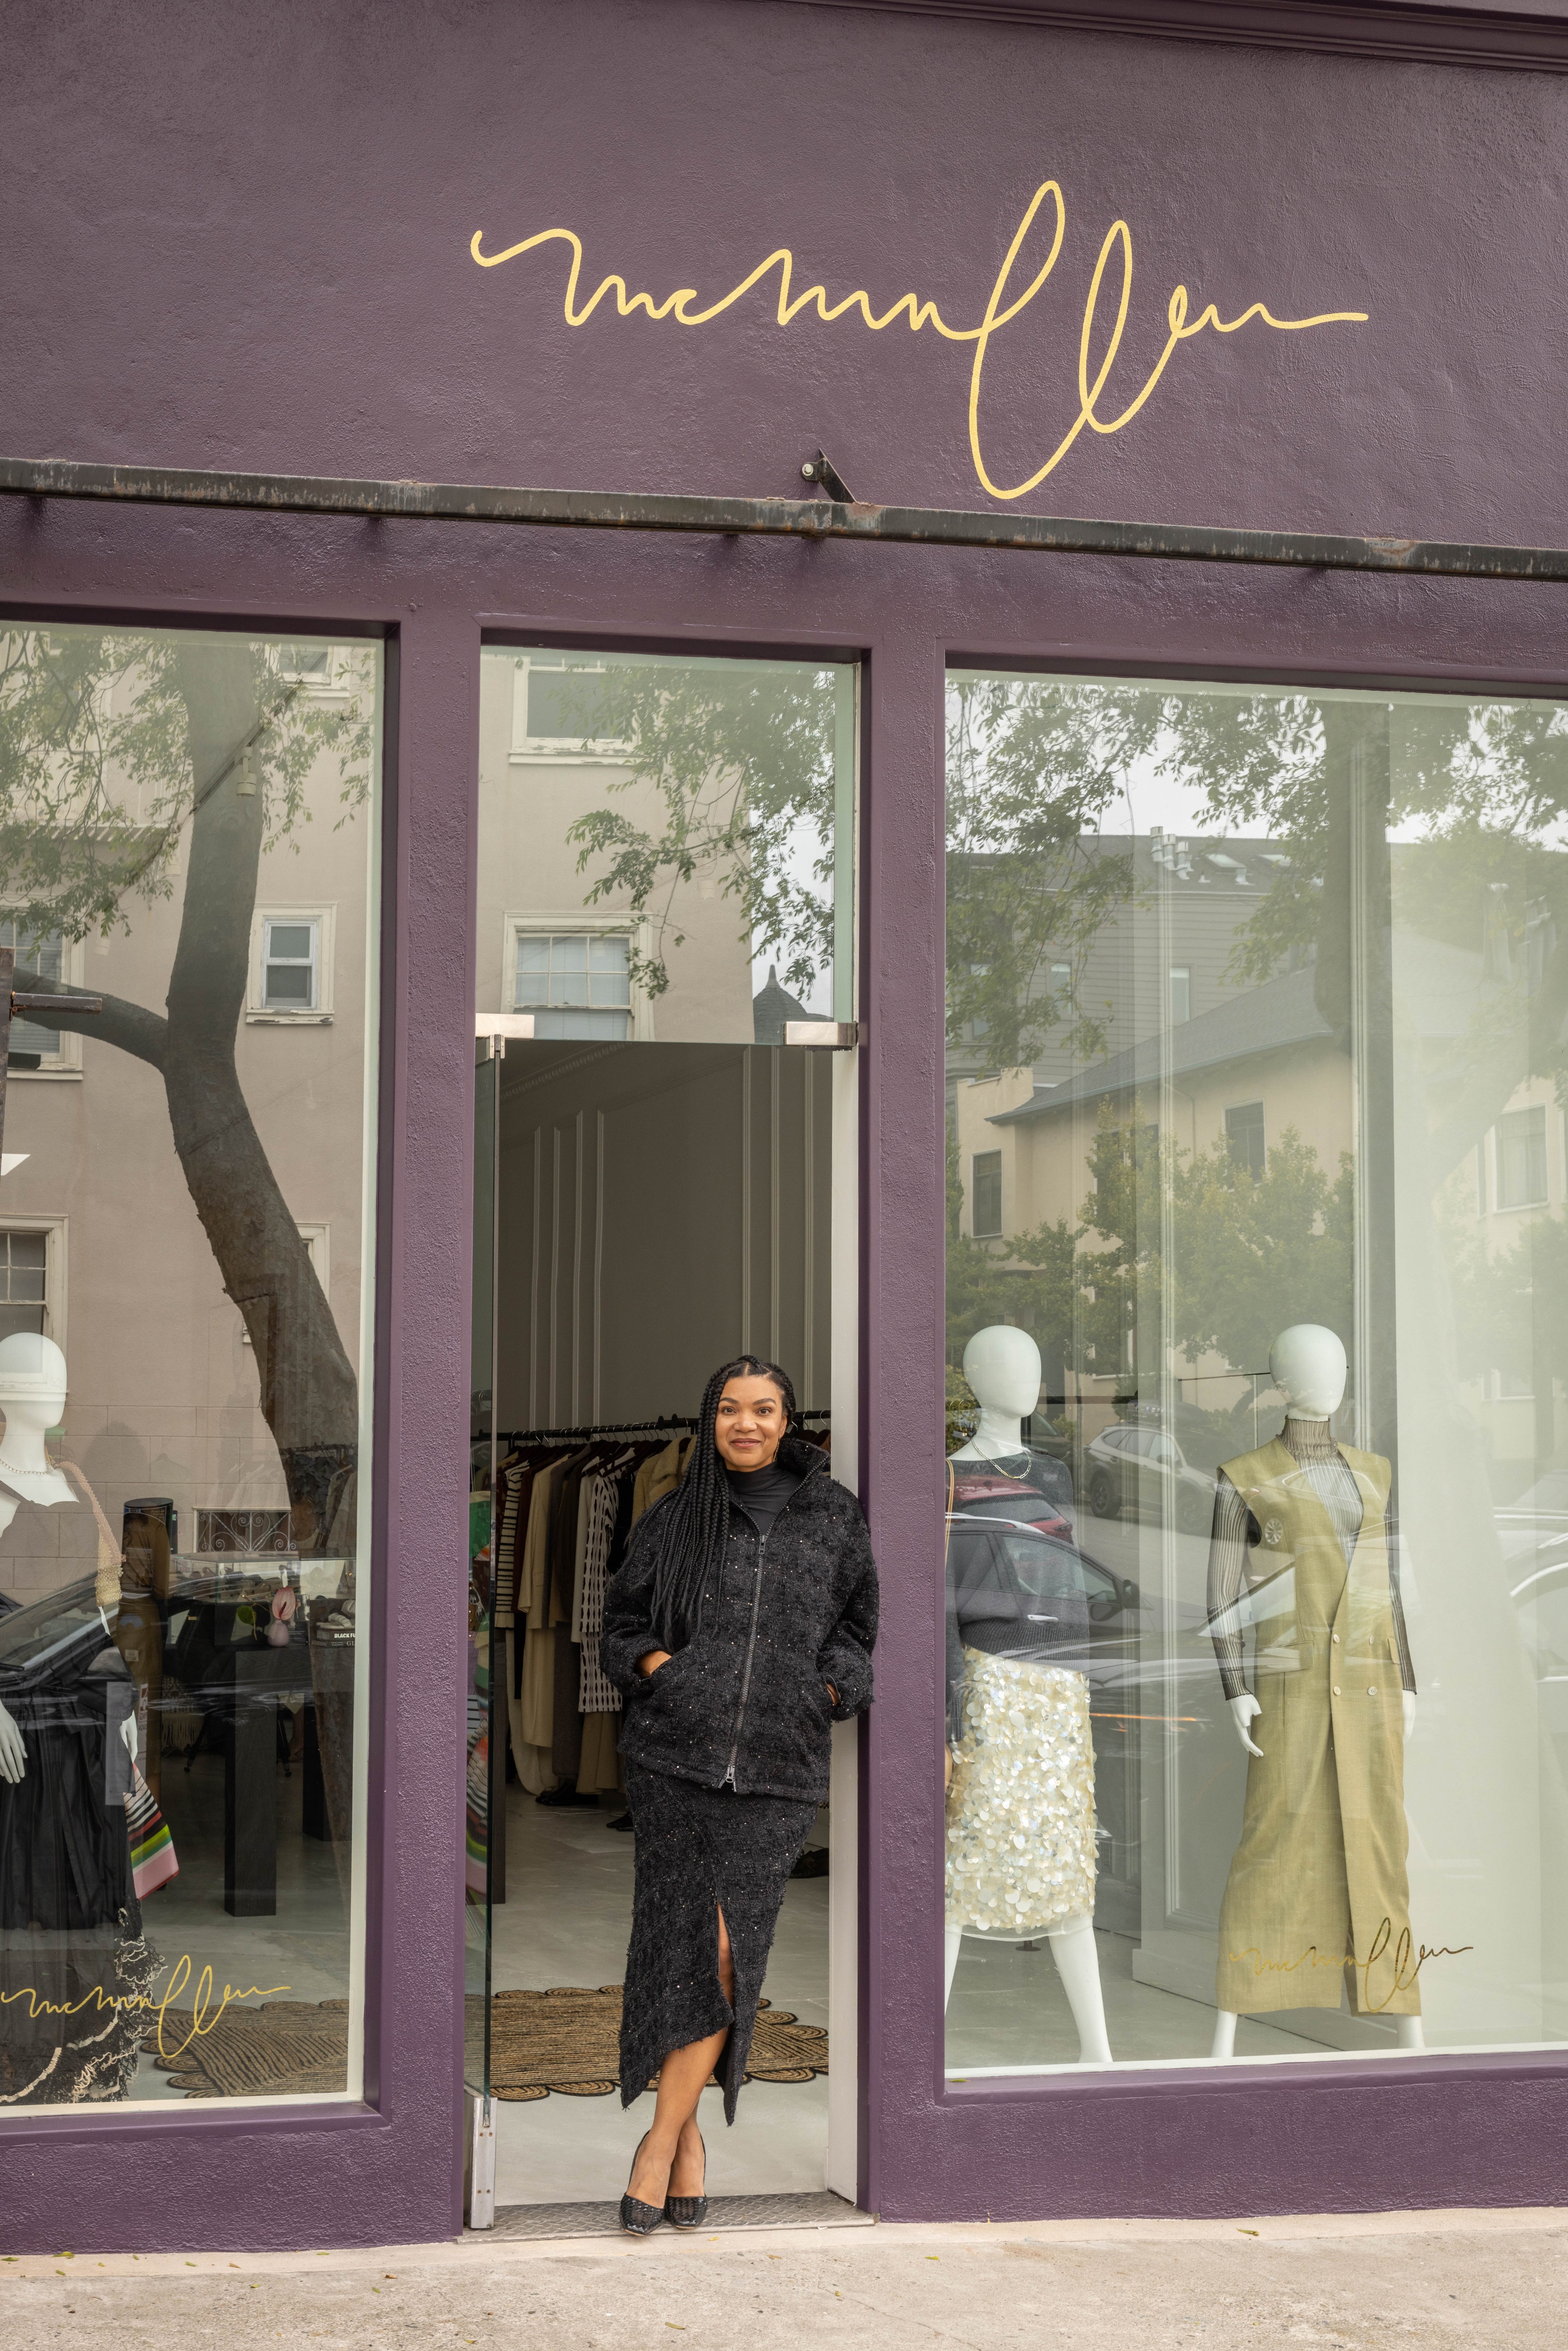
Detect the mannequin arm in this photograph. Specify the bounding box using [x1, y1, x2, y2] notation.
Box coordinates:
[0, 1700, 25, 1784]
[1227, 1693, 1263, 1757]
[1403, 1690, 1416, 1741]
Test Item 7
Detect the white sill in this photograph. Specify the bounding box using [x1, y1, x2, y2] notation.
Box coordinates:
[245, 1011, 334, 1026]
[8, 1065, 84, 1081]
[508, 747, 632, 768]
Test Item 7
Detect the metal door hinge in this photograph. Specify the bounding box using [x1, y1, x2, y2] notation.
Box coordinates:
[465, 2088, 497, 2230]
[475, 1012, 534, 1059]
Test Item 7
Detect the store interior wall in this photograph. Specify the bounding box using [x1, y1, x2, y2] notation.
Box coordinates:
[495, 1044, 833, 1431]
[479, 1037, 835, 2205]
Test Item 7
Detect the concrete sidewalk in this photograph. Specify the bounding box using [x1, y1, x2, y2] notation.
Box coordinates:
[2, 2206, 1562, 2347]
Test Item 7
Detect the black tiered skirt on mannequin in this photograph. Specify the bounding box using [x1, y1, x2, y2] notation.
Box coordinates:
[618, 1760, 816, 2124]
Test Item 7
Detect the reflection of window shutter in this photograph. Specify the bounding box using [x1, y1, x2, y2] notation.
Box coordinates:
[972, 1151, 1002, 1237]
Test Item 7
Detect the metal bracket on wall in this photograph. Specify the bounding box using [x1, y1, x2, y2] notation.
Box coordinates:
[800, 449, 856, 502]
[475, 1011, 534, 1061]
[784, 1020, 861, 1049]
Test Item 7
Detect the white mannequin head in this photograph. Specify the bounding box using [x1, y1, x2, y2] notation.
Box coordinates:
[962, 1325, 1042, 1421]
[0, 1331, 67, 1435]
[1270, 1323, 1347, 1422]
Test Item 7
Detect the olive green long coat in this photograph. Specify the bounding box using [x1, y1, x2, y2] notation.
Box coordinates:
[1214, 1440, 1419, 2017]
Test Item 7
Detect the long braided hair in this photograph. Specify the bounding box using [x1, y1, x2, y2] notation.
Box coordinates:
[644, 1354, 800, 1649]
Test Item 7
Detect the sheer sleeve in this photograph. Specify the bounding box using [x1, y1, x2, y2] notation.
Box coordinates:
[1207, 1470, 1258, 1702]
[1387, 1501, 1417, 1696]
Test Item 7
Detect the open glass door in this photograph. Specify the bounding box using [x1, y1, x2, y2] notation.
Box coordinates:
[465, 646, 858, 2228]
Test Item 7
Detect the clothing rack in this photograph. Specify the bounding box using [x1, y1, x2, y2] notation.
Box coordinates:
[479, 1408, 829, 1448]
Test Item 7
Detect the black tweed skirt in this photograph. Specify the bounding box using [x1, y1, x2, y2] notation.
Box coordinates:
[619, 1760, 817, 2125]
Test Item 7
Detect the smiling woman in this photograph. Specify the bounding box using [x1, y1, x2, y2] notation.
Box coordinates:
[600, 1354, 878, 2232]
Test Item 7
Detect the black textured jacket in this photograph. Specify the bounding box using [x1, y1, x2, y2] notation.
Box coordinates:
[600, 1438, 878, 1803]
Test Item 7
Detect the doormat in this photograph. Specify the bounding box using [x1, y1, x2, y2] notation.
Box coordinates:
[143, 1988, 827, 2101]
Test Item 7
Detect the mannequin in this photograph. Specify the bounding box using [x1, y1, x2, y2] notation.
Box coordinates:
[951, 1324, 1074, 1523]
[1209, 1323, 1423, 2057]
[945, 1325, 1112, 2065]
[0, 1332, 151, 2104]
[0, 1333, 131, 1786]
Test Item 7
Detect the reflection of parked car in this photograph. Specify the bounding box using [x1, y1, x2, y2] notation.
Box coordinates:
[1085, 1422, 1216, 1535]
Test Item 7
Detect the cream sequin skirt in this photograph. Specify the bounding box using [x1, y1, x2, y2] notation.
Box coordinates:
[945, 1650, 1096, 1937]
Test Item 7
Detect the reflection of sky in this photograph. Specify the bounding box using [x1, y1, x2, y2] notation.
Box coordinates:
[750, 806, 833, 1014]
[960, 681, 1568, 856]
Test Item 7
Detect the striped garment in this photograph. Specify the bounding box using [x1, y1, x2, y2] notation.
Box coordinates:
[576, 1467, 624, 1716]
[125, 1765, 178, 1897]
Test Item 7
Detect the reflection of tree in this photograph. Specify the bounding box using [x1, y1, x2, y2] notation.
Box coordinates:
[0, 631, 372, 1545]
[1081, 1118, 1354, 1379]
[946, 677, 1138, 1065]
[537, 656, 838, 1006]
[946, 677, 1568, 1419]
[947, 1114, 1352, 1388]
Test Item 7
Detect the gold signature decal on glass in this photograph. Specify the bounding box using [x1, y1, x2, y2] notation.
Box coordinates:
[470, 180, 1368, 501]
[1228, 1919, 1473, 2012]
[1, 1952, 292, 2065]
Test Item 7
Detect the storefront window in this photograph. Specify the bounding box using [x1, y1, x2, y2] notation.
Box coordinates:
[943, 668, 1568, 2073]
[466, 645, 853, 2201]
[0, 623, 380, 2109]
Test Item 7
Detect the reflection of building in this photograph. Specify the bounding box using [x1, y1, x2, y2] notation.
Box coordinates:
[0, 655, 376, 1607]
[477, 654, 828, 1047]
[948, 832, 1293, 1101]
[955, 836, 1568, 1487]
[962, 963, 1346, 1244]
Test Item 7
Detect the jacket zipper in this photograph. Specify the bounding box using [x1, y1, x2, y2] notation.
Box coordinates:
[719, 1453, 828, 1792]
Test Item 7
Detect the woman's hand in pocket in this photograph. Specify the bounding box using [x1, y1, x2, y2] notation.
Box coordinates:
[638, 1649, 673, 1678]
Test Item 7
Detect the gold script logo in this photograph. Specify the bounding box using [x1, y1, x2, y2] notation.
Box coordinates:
[471, 179, 1368, 501]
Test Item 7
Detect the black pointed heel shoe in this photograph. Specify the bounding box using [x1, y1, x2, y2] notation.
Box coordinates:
[619, 2133, 666, 2237]
[664, 2129, 708, 2230]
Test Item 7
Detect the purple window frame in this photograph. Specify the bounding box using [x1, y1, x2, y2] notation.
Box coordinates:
[4, 495, 1568, 2251]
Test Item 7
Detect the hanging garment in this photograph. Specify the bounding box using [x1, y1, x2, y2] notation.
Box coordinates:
[577, 1467, 626, 1716]
[125, 1765, 177, 1899]
[576, 1710, 623, 1795]
[1212, 1438, 1419, 2018]
[631, 1435, 691, 1525]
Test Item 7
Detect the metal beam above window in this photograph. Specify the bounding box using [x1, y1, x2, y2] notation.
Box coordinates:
[4, 455, 1568, 584]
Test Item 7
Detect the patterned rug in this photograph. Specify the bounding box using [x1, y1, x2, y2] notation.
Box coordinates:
[144, 1988, 827, 2101]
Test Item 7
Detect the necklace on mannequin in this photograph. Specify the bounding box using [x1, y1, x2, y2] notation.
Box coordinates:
[0, 1456, 54, 1479]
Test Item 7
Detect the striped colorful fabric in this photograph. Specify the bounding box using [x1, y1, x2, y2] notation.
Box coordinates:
[126, 1765, 178, 1897]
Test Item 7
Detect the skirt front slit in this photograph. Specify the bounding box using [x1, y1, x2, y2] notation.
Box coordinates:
[619, 1759, 816, 2124]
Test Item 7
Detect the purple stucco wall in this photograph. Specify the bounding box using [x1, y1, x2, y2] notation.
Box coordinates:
[4, 0, 1568, 2246]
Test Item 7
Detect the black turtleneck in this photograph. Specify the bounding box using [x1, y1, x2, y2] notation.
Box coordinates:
[724, 1455, 804, 1543]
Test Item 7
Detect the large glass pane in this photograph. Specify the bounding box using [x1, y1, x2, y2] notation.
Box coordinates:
[943, 669, 1568, 2074]
[482, 649, 854, 1042]
[470, 646, 852, 2210]
[0, 623, 380, 2110]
